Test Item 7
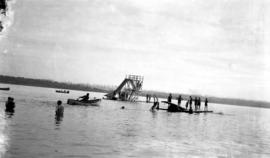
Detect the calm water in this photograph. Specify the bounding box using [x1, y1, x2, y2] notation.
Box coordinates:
[0, 84, 270, 158]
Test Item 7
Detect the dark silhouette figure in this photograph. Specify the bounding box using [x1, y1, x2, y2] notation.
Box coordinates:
[198, 97, 201, 110]
[112, 91, 117, 100]
[189, 96, 193, 109]
[151, 95, 159, 110]
[151, 101, 159, 111]
[153, 95, 158, 103]
[78, 93, 89, 101]
[55, 100, 64, 125]
[177, 95, 182, 106]
[185, 101, 188, 109]
[5, 97, 15, 113]
[204, 98, 208, 111]
[188, 96, 193, 114]
[194, 97, 197, 111]
[167, 93, 172, 103]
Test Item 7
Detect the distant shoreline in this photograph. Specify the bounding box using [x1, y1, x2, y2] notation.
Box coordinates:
[0, 75, 270, 109]
[0, 75, 110, 93]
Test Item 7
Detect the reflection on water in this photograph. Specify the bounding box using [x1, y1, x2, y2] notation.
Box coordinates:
[5, 111, 14, 119]
[55, 113, 63, 127]
[5, 110, 15, 119]
[0, 96, 16, 157]
[150, 110, 158, 119]
[0, 111, 8, 157]
[0, 83, 270, 157]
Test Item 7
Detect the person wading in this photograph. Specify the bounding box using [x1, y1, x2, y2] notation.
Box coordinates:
[177, 95, 182, 106]
[168, 93, 172, 103]
[5, 97, 15, 113]
[55, 100, 64, 117]
[204, 98, 208, 111]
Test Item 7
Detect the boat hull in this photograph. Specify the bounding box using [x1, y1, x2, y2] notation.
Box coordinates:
[67, 99, 101, 106]
[0, 87, 10, 91]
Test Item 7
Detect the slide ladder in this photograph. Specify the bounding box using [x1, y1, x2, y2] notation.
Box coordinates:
[105, 75, 143, 101]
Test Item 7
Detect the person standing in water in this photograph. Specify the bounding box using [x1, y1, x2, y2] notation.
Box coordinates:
[194, 97, 197, 111]
[151, 95, 159, 110]
[198, 97, 201, 110]
[177, 95, 182, 106]
[153, 95, 158, 103]
[189, 96, 193, 110]
[188, 96, 193, 113]
[185, 101, 189, 109]
[5, 97, 15, 113]
[167, 93, 172, 103]
[204, 98, 208, 111]
[55, 100, 64, 125]
[55, 100, 64, 117]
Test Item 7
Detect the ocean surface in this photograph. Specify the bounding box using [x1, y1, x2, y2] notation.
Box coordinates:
[0, 83, 270, 158]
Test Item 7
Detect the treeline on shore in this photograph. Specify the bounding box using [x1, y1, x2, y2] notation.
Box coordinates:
[0, 75, 113, 93]
[1, 75, 269, 108]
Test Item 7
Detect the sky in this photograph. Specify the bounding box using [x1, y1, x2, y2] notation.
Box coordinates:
[0, 0, 270, 101]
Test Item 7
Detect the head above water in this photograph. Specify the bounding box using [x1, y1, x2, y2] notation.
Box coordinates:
[57, 100, 62, 105]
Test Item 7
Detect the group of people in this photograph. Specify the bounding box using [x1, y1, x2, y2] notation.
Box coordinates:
[149, 93, 209, 112]
[4, 93, 90, 119]
[186, 96, 208, 111]
[167, 94, 209, 111]
[5, 96, 65, 121]
[187, 96, 201, 111]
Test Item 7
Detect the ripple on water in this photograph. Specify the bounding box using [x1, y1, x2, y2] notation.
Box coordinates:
[0, 112, 9, 157]
[1, 84, 270, 157]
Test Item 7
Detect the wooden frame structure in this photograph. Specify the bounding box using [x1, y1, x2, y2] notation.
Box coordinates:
[105, 75, 143, 101]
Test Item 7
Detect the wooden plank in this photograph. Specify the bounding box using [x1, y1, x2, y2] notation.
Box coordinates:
[161, 101, 186, 111]
[193, 111, 213, 113]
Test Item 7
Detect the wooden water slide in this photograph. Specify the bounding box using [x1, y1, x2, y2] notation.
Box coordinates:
[105, 79, 135, 98]
[105, 75, 143, 101]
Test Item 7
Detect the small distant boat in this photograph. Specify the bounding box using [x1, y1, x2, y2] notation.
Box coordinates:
[56, 90, 69, 93]
[67, 98, 101, 106]
[0, 87, 10, 91]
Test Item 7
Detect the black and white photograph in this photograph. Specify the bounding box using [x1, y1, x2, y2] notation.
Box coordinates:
[0, 0, 269, 157]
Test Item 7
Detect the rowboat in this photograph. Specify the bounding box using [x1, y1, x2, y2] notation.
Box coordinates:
[0, 87, 10, 91]
[67, 98, 101, 106]
[56, 90, 69, 93]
